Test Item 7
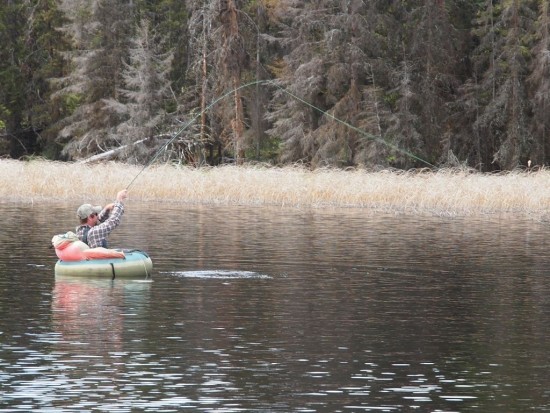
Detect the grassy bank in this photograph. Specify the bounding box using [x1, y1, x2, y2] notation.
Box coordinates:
[1, 158, 549, 217]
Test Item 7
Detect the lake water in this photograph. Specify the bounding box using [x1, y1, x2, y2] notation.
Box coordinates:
[0, 202, 549, 412]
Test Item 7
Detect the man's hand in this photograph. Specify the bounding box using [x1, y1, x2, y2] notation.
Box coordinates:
[116, 189, 128, 203]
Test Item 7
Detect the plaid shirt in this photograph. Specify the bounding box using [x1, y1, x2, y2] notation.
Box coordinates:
[76, 201, 125, 248]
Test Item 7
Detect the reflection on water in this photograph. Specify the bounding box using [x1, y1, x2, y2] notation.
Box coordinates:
[0, 202, 549, 412]
[52, 277, 152, 352]
[2, 277, 152, 410]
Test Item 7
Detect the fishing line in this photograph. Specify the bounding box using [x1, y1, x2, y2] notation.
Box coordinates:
[126, 82, 258, 190]
[126, 79, 434, 190]
[269, 81, 435, 169]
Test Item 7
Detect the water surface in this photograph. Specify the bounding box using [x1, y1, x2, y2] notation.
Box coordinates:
[0, 202, 549, 412]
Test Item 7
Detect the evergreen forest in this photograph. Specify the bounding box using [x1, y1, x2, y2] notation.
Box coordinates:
[1, 0, 549, 171]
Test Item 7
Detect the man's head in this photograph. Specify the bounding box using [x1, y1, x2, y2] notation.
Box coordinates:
[77, 204, 102, 225]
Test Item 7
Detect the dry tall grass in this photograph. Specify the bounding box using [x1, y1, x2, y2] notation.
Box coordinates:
[1, 158, 549, 217]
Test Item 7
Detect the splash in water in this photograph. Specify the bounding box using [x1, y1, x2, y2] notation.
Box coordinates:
[162, 270, 271, 279]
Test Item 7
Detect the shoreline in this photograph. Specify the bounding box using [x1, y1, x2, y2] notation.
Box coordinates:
[1, 158, 549, 218]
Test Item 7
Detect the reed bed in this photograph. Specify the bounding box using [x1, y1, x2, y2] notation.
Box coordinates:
[1, 158, 549, 217]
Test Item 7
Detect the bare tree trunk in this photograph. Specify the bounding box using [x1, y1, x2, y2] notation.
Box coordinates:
[541, 1, 549, 164]
[255, 18, 261, 159]
[232, 75, 245, 163]
[221, 0, 245, 164]
[490, 0, 496, 100]
[200, 17, 208, 144]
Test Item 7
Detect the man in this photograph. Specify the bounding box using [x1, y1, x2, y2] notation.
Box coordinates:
[76, 189, 128, 248]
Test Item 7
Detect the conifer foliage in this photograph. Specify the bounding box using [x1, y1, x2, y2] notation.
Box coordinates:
[0, 0, 548, 171]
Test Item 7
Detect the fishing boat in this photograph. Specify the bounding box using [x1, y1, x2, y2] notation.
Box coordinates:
[54, 250, 153, 279]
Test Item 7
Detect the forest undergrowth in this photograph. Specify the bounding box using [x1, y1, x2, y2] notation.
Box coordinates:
[1, 159, 549, 218]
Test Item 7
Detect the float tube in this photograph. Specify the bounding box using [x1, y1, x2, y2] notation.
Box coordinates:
[55, 250, 153, 279]
[52, 232, 152, 279]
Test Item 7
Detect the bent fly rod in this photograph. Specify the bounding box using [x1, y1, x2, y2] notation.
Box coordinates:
[126, 79, 434, 190]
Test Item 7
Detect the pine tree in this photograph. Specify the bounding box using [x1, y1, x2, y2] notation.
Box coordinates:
[527, 0, 550, 166]
[0, 0, 69, 158]
[103, 19, 174, 163]
[471, 0, 537, 170]
[184, 0, 263, 165]
[266, 0, 377, 167]
[184, 0, 218, 165]
[55, 0, 135, 159]
[400, 0, 463, 167]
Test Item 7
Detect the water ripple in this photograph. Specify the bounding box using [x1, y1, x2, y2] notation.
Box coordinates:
[162, 270, 271, 279]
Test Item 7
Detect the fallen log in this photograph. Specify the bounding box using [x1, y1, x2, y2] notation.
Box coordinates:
[77, 139, 149, 164]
